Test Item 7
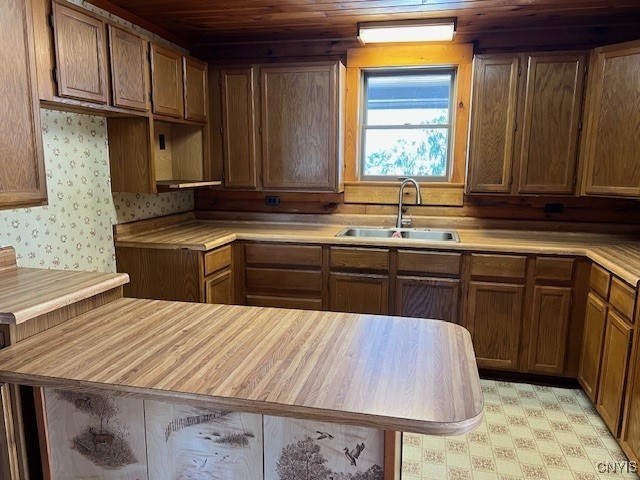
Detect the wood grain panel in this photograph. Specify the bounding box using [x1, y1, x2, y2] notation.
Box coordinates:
[245, 243, 322, 268]
[245, 295, 322, 311]
[467, 281, 524, 370]
[470, 254, 527, 280]
[609, 277, 636, 321]
[330, 247, 389, 272]
[578, 292, 608, 402]
[467, 54, 520, 194]
[534, 257, 574, 283]
[108, 25, 149, 111]
[0, 298, 484, 436]
[150, 43, 184, 118]
[526, 286, 572, 375]
[621, 333, 640, 463]
[52, 2, 108, 103]
[590, 264, 611, 299]
[0, 247, 16, 273]
[205, 269, 233, 305]
[0, 383, 19, 480]
[396, 251, 461, 276]
[184, 56, 207, 122]
[260, 63, 339, 191]
[204, 245, 232, 276]
[107, 117, 155, 193]
[396, 276, 460, 324]
[221, 68, 258, 188]
[0, 0, 47, 209]
[584, 40, 640, 197]
[329, 272, 388, 314]
[245, 268, 322, 294]
[597, 310, 633, 435]
[517, 53, 586, 194]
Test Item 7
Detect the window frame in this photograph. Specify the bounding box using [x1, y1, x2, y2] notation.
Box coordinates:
[359, 67, 457, 182]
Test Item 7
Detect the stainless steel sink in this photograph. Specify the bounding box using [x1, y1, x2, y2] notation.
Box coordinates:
[335, 227, 459, 242]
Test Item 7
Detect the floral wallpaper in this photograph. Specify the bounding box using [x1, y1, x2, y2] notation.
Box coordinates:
[0, 110, 193, 273]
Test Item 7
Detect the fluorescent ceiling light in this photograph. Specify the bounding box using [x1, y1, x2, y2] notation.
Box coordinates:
[358, 20, 456, 44]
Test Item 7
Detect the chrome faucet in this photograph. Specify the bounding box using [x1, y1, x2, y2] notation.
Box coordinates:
[396, 177, 422, 228]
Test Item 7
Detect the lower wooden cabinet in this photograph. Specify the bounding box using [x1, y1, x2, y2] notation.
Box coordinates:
[329, 273, 389, 315]
[205, 269, 233, 304]
[621, 336, 640, 462]
[596, 310, 633, 435]
[526, 286, 572, 375]
[578, 292, 608, 401]
[396, 276, 460, 324]
[467, 281, 524, 370]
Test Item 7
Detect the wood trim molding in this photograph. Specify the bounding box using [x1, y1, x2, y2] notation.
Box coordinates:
[343, 43, 473, 204]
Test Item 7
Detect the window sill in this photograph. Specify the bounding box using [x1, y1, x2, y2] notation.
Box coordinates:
[343, 181, 464, 206]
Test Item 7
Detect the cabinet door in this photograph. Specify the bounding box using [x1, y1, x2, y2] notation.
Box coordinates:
[526, 286, 572, 375]
[51, 2, 108, 103]
[150, 44, 184, 118]
[467, 281, 524, 370]
[583, 41, 640, 197]
[205, 269, 233, 305]
[578, 292, 608, 401]
[108, 25, 149, 111]
[221, 68, 258, 188]
[621, 336, 640, 463]
[329, 273, 388, 315]
[260, 64, 338, 191]
[0, 0, 47, 208]
[396, 276, 460, 324]
[518, 53, 586, 194]
[467, 55, 520, 194]
[597, 310, 633, 435]
[184, 57, 207, 122]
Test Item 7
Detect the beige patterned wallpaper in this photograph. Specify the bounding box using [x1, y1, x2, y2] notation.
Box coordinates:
[0, 109, 194, 272]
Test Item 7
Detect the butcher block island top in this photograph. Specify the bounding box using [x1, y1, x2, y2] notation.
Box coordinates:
[0, 298, 484, 436]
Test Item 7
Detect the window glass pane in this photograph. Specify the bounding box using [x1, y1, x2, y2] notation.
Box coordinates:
[365, 73, 451, 126]
[363, 128, 449, 178]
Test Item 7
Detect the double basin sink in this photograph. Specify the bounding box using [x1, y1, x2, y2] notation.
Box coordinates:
[336, 227, 460, 242]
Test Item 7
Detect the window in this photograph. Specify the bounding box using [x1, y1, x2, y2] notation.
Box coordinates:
[360, 69, 455, 181]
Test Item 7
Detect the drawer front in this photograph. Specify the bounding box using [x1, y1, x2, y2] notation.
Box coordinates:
[245, 243, 322, 268]
[590, 264, 611, 299]
[330, 247, 389, 271]
[246, 295, 322, 311]
[470, 254, 527, 280]
[246, 267, 322, 294]
[535, 257, 574, 283]
[204, 245, 232, 276]
[397, 250, 461, 276]
[609, 277, 636, 322]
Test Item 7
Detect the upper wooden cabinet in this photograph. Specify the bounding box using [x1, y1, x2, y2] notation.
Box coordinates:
[150, 43, 184, 118]
[108, 25, 149, 112]
[0, 0, 47, 209]
[467, 52, 587, 196]
[51, 2, 109, 104]
[184, 57, 208, 122]
[582, 40, 640, 197]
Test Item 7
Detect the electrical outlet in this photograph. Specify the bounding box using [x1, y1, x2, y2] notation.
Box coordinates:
[159, 134, 166, 150]
[265, 196, 280, 206]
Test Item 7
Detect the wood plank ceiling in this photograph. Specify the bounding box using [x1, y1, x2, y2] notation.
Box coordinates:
[90, 0, 640, 59]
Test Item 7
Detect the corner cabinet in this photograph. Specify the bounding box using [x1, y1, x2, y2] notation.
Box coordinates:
[582, 40, 640, 197]
[0, 0, 47, 209]
[467, 52, 587, 196]
[212, 62, 345, 193]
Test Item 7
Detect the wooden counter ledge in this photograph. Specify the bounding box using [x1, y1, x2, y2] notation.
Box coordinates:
[0, 298, 483, 436]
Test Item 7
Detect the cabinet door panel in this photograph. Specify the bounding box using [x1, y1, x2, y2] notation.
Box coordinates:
[578, 292, 608, 401]
[261, 64, 337, 191]
[0, 0, 47, 208]
[597, 310, 632, 435]
[184, 57, 207, 122]
[467, 55, 520, 194]
[329, 273, 388, 315]
[52, 2, 108, 103]
[467, 281, 524, 370]
[151, 44, 184, 118]
[518, 53, 585, 194]
[108, 25, 148, 111]
[584, 43, 640, 197]
[396, 277, 460, 324]
[205, 270, 233, 305]
[526, 286, 572, 375]
[221, 68, 258, 188]
[621, 336, 640, 462]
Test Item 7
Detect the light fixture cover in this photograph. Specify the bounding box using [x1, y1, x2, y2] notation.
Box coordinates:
[358, 19, 456, 44]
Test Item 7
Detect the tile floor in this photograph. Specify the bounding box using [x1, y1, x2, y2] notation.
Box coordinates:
[402, 379, 639, 480]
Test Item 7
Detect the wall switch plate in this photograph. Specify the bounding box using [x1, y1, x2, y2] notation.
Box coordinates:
[265, 196, 280, 206]
[159, 134, 166, 150]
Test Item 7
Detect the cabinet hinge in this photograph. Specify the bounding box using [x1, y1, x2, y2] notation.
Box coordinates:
[572, 175, 577, 186]
[48, 12, 55, 29]
[518, 66, 522, 77]
[584, 64, 588, 75]
[148, 50, 152, 63]
[578, 120, 583, 131]
[148, 92, 153, 108]
[219, 126, 223, 135]
[514, 121, 518, 132]
[52, 68, 57, 84]
[258, 125, 262, 135]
